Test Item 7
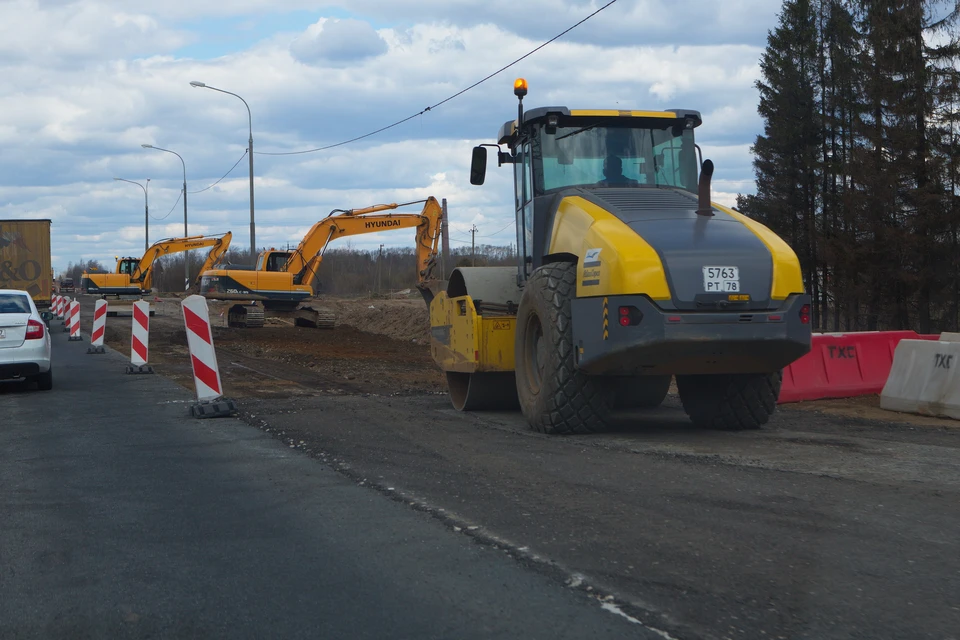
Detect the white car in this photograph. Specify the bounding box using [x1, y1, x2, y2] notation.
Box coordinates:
[0, 289, 53, 390]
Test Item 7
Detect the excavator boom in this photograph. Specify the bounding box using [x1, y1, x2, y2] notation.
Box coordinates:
[293, 197, 443, 293]
[134, 233, 233, 290]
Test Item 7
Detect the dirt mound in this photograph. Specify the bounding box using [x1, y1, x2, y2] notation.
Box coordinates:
[325, 296, 431, 344]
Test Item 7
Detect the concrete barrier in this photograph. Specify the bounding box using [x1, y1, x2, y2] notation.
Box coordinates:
[880, 339, 960, 419]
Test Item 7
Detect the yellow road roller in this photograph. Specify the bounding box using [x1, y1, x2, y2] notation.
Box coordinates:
[429, 78, 812, 434]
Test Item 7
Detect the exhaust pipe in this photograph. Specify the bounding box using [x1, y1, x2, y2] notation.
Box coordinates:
[697, 159, 715, 217]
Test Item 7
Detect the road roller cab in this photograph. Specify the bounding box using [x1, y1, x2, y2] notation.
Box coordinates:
[430, 79, 812, 434]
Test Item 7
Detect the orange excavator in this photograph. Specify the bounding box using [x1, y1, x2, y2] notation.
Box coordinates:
[82, 232, 233, 297]
[199, 197, 443, 328]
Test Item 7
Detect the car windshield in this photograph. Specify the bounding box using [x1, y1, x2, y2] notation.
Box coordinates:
[535, 122, 699, 194]
[0, 293, 31, 314]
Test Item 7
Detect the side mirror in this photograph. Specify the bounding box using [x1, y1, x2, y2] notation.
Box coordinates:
[40, 310, 54, 325]
[470, 146, 487, 185]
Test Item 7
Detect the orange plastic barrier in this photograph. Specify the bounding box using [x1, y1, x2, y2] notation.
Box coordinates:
[779, 331, 931, 403]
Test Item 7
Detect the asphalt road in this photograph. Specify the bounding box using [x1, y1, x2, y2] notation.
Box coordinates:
[0, 328, 651, 638]
[239, 387, 960, 640]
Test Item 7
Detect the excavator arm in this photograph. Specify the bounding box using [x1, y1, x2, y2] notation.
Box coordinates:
[133, 232, 232, 291]
[194, 232, 234, 281]
[285, 197, 443, 294]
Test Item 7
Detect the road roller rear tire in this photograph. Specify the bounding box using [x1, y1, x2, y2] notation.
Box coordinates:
[676, 371, 781, 430]
[514, 262, 613, 435]
[612, 375, 672, 409]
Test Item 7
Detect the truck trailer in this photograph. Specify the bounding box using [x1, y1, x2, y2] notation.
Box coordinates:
[0, 219, 53, 309]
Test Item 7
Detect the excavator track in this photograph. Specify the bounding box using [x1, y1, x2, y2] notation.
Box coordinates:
[293, 305, 336, 329]
[228, 304, 265, 328]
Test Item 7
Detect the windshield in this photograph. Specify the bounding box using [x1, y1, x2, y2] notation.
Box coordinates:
[0, 293, 31, 314]
[535, 122, 699, 194]
[266, 252, 291, 272]
[119, 259, 139, 275]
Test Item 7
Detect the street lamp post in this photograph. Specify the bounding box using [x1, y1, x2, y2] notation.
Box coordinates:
[113, 177, 151, 251]
[190, 81, 256, 260]
[141, 144, 189, 286]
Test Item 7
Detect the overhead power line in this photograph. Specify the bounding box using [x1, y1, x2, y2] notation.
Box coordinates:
[190, 150, 249, 194]
[147, 151, 246, 222]
[151, 190, 182, 221]
[450, 220, 514, 242]
[255, 0, 619, 157]
[477, 221, 515, 238]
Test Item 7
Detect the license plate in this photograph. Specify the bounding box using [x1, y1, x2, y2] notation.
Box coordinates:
[702, 266, 740, 292]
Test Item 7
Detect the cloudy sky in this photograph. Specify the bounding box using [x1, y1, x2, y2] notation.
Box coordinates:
[0, 0, 783, 273]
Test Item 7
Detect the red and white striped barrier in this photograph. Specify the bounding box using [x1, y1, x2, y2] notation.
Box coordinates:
[182, 295, 236, 418]
[87, 299, 107, 354]
[61, 297, 71, 331]
[67, 301, 82, 341]
[51, 295, 60, 317]
[126, 301, 153, 374]
[57, 296, 68, 322]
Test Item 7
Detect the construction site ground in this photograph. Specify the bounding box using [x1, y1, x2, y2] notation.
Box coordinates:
[75, 294, 959, 640]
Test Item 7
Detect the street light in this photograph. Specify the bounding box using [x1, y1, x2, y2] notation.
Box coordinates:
[190, 80, 256, 260]
[141, 144, 190, 286]
[113, 177, 150, 251]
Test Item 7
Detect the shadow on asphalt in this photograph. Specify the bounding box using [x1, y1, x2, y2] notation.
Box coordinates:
[0, 379, 42, 395]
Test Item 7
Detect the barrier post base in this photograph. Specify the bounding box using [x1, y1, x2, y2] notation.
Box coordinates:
[125, 364, 154, 374]
[62, 325, 69, 332]
[191, 397, 238, 419]
[68, 335, 82, 342]
[87, 346, 105, 354]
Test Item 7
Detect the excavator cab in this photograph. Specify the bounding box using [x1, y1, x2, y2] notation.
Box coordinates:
[256, 250, 293, 272]
[117, 258, 140, 276]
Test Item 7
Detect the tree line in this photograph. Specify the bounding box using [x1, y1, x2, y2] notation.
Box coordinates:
[66, 245, 518, 295]
[738, 0, 960, 333]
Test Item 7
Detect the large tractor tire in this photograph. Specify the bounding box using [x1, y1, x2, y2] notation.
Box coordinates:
[613, 375, 672, 409]
[514, 262, 613, 435]
[676, 371, 782, 430]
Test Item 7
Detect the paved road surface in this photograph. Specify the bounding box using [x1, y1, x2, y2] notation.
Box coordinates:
[240, 384, 960, 640]
[0, 329, 650, 638]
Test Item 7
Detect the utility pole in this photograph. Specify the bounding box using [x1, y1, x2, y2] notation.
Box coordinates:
[377, 244, 384, 294]
[441, 198, 451, 279]
[471, 225, 478, 267]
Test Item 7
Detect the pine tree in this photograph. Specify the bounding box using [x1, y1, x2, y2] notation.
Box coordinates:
[743, 0, 960, 332]
[738, 0, 822, 325]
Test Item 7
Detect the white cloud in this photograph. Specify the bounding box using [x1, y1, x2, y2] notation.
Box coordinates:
[0, 1, 773, 272]
[291, 18, 388, 65]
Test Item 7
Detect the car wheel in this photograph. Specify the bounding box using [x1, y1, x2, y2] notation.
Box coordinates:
[35, 368, 53, 391]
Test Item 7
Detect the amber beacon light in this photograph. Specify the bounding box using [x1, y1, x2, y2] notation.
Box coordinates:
[514, 78, 528, 97]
